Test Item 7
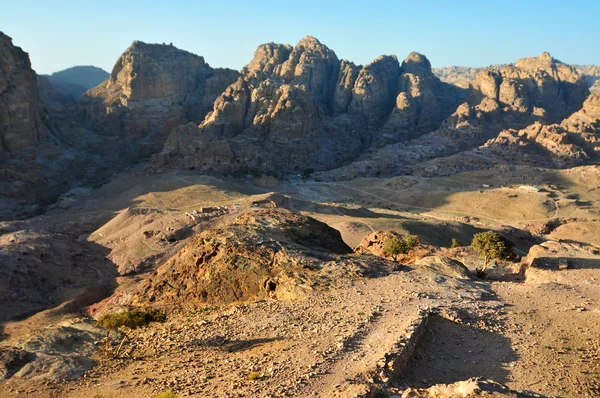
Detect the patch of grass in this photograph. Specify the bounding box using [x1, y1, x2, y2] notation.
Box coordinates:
[248, 372, 262, 381]
[151, 392, 178, 398]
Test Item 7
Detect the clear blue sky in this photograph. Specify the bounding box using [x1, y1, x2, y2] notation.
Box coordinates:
[2, 0, 599, 75]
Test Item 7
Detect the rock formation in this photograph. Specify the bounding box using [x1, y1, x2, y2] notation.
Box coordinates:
[160, 36, 465, 175]
[319, 52, 592, 180]
[483, 93, 600, 167]
[81, 41, 239, 157]
[0, 32, 47, 153]
[129, 210, 395, 307]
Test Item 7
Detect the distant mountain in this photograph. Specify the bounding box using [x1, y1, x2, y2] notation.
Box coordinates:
[48, 66, 109, 99]
[434, 64, 600, 92]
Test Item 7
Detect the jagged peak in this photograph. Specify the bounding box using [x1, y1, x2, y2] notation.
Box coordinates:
[296, 35, 323, 48]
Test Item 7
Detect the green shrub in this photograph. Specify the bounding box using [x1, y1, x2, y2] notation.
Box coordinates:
[471, 231, 512, 277]
[451, 238, 462, 248]
[383, 234, 420, 261]
[96, 308, 166, 357]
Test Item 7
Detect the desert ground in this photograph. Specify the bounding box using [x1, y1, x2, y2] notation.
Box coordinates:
[1, 163, 599, 397]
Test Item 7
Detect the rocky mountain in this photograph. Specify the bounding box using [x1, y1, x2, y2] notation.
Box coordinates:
[483, 93, 600, 167]
[318, 52, 591, 180]
[434, 63, 600, 93]
[0, 32, 48, 153]
[47, 66, 109, 100]
[158, 36, 466, 175]
[81, 41, 239, 157]
[432, 65, 500, 88]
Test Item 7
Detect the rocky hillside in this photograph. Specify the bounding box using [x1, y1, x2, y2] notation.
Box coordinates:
[483, 93, 600, 167]
[125, 209, 395, 309]
[159, 36, 465, 174]
[47, 66, 109, 100]
[81, 41, 239, 157]
[0, 32, 48, 153]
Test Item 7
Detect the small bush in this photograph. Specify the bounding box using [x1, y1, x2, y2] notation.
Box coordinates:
[96, 308, 166, 357]
[151, 392, 178, 398]
[302, 168, 315, 179]
[248, 371, 262, 381]
[451, 238, 462, 248]
[97, 308, 166, 332]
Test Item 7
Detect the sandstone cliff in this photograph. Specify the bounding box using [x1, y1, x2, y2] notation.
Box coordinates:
[160, 36, 465, 175]
[81, 41, 239, 157]
[0, 32, 47, 153]
[483, 93, 600, 167]
[319, 53, 592, 180]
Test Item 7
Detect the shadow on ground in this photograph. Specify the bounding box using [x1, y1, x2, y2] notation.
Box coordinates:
[396, 315, 518, 388]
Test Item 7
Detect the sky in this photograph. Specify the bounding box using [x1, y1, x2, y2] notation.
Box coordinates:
[1, 0, 599, 75]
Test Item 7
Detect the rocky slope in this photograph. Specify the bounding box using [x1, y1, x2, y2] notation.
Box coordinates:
[0, 32, 48, 153]
[125, 209, 395, 308]
[81, 41, 239, 157]
[36, 75, 78, 113]
[483, 93, 600, 167]
[158, 36, 466, 174]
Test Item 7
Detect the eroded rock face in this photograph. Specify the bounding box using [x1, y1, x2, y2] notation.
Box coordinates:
[467, 52, 588, 130]
[162, 37, 464, 175]
[484, 93, 600, 167]
[318, 53, 593, 181]
[0, 32, 46, 153]
[381, 52, 466, 144]
[81, 41, 239, 157]
[128, 210, 395, 308]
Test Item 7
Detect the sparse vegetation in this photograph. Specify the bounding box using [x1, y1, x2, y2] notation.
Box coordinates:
[302, 168, 315, 179]
[471, 231, 512, 277]
[97, 308, 166, 357]
[151, 392, 178, 398]
[451, 238, 462, 248]
[383, 234, 420, 261]
[248, 371, 262, 381]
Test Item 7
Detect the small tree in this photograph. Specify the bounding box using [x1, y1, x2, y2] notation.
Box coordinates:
[471, 231, 512, 277]
[97, 308, 166, 357]
[383, 235, 420, 261]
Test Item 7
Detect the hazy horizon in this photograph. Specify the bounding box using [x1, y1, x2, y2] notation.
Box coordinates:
[2, 0, 599, 75]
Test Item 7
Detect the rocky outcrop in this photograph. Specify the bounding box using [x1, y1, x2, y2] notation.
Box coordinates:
[0, 32, 47, 153]
[380, 52, 466, 144]
[483, 93, 600, 167]
[129, 210, 396, 308]
[161, 37, 465, 175]
[81, 41, 239, 157]
[319, 53, 592, 180]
